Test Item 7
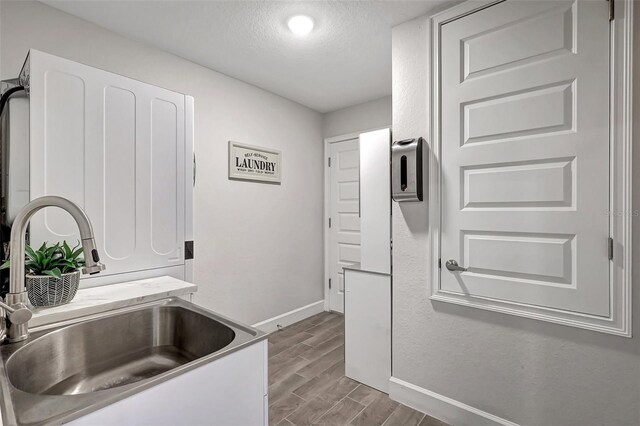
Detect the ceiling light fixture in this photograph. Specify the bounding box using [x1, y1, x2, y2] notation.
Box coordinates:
[287, 15, 314, 36]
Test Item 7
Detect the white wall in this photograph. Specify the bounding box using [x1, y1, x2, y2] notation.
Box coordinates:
[0, 1, 324, 326]
[391, 12, 640, 426]
[323, 95, 391, 138]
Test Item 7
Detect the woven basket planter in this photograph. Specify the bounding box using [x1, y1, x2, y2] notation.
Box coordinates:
[25, 270, 80, 307]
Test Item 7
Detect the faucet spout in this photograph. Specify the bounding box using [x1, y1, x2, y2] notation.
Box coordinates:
[4, 196, 105, 342]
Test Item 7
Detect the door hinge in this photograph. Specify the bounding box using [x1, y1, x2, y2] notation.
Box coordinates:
[438, 258, 441, 269]
[607, 0, 614, 21]
[329, 218, 332, 228]
[608, 237, 614, 260]
[185, 240, 194, 260]
[329, 278, 332, 289]
[328, 157, 331, 167]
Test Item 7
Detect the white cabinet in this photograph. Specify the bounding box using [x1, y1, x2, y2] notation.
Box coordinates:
[66, 340, 268, 426]
[359, 128, 391, 274]
[344, 128, 392, 393]
[23, 50, 193, 282]
[344, 268, 391, 393]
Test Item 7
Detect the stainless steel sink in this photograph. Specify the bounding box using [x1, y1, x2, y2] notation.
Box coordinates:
[0, 298, 266, 425]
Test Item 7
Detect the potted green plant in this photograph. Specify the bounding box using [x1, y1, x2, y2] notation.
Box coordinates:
[1, 241, 85, 307]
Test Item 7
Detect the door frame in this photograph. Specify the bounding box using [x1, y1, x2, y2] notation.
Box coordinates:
[323, 127, 390, 311]
[428, 0, 633, 336]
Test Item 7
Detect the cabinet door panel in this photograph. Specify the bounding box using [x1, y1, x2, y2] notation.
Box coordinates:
[41, 70, 85, 239]
[150, 98, 183, 260]
[104, 86, 137, 260]
[344, 270, 390, 392]
[359, 128, 390, 274]
[28, 50, 186, 279]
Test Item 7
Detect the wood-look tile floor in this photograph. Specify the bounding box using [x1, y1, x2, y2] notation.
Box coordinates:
[268, 312, 449, 426]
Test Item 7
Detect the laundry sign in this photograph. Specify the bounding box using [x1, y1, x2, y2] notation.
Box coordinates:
[228, 141, 281, 184]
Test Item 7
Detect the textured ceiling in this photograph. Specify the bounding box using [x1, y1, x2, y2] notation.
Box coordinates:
[41, 1, 451, 112]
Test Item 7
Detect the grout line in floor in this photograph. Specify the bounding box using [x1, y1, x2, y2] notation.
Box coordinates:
[344, 395, 370, 425]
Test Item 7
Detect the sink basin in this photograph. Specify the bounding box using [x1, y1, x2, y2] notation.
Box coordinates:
[0, 298, 265, 425]
[6, 305, 235, 395]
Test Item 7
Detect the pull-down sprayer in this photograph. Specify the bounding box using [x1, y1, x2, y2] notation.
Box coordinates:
[2, 196, 105, 343]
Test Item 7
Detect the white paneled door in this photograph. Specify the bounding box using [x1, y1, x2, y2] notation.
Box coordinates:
[328, 138, 360, 313]
[439, 1, 610, 316]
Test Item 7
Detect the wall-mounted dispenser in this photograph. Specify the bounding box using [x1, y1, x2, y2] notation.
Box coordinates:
[392, 137, 424, 202]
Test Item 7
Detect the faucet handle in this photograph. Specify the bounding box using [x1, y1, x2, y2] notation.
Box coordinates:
[7, 304, 32, 325]
[0, 300, 32, 325]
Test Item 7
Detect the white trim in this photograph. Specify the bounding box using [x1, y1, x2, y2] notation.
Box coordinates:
[389, 377, 518, 426]
[323, 137, 331, 311]
[323, 126, 391, 312]
[323, 137, 332, 311]
[609, 0, 634, 337]
[429, 0, 633, 336]
[252, 301, 324, 334]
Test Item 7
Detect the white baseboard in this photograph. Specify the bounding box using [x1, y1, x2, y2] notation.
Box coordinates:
[252, 300, 325, 334]
[389, 377, 518, 426]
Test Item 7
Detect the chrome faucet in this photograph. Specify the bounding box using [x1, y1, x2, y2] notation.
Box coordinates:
[1, 196, 105, 343]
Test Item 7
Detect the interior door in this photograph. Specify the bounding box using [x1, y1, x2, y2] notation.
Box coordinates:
[329, 138, 361, 313]
[440, 0, 611, 316]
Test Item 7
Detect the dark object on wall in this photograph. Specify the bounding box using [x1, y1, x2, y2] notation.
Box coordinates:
[185, 241, 194, 260]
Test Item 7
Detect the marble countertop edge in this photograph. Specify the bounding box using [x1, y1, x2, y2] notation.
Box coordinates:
[28, 276, 198, 328]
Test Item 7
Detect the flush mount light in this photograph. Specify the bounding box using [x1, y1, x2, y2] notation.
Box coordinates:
[287, 15, 314, 36]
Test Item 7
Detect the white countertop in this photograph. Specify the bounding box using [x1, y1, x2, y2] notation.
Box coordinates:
[29, 276, 197, 328]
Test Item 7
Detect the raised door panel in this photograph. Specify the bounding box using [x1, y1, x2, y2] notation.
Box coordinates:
[130, 85, 185, 269]
[462, 81, 574, 145]
[150, 98, 183, 261]
[39, 70, 86, 241]
[103, 86, 137, 261]
[28, 55, 88, 248]
[462, 158, 574, 209]
[462, 2, 575, 81]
